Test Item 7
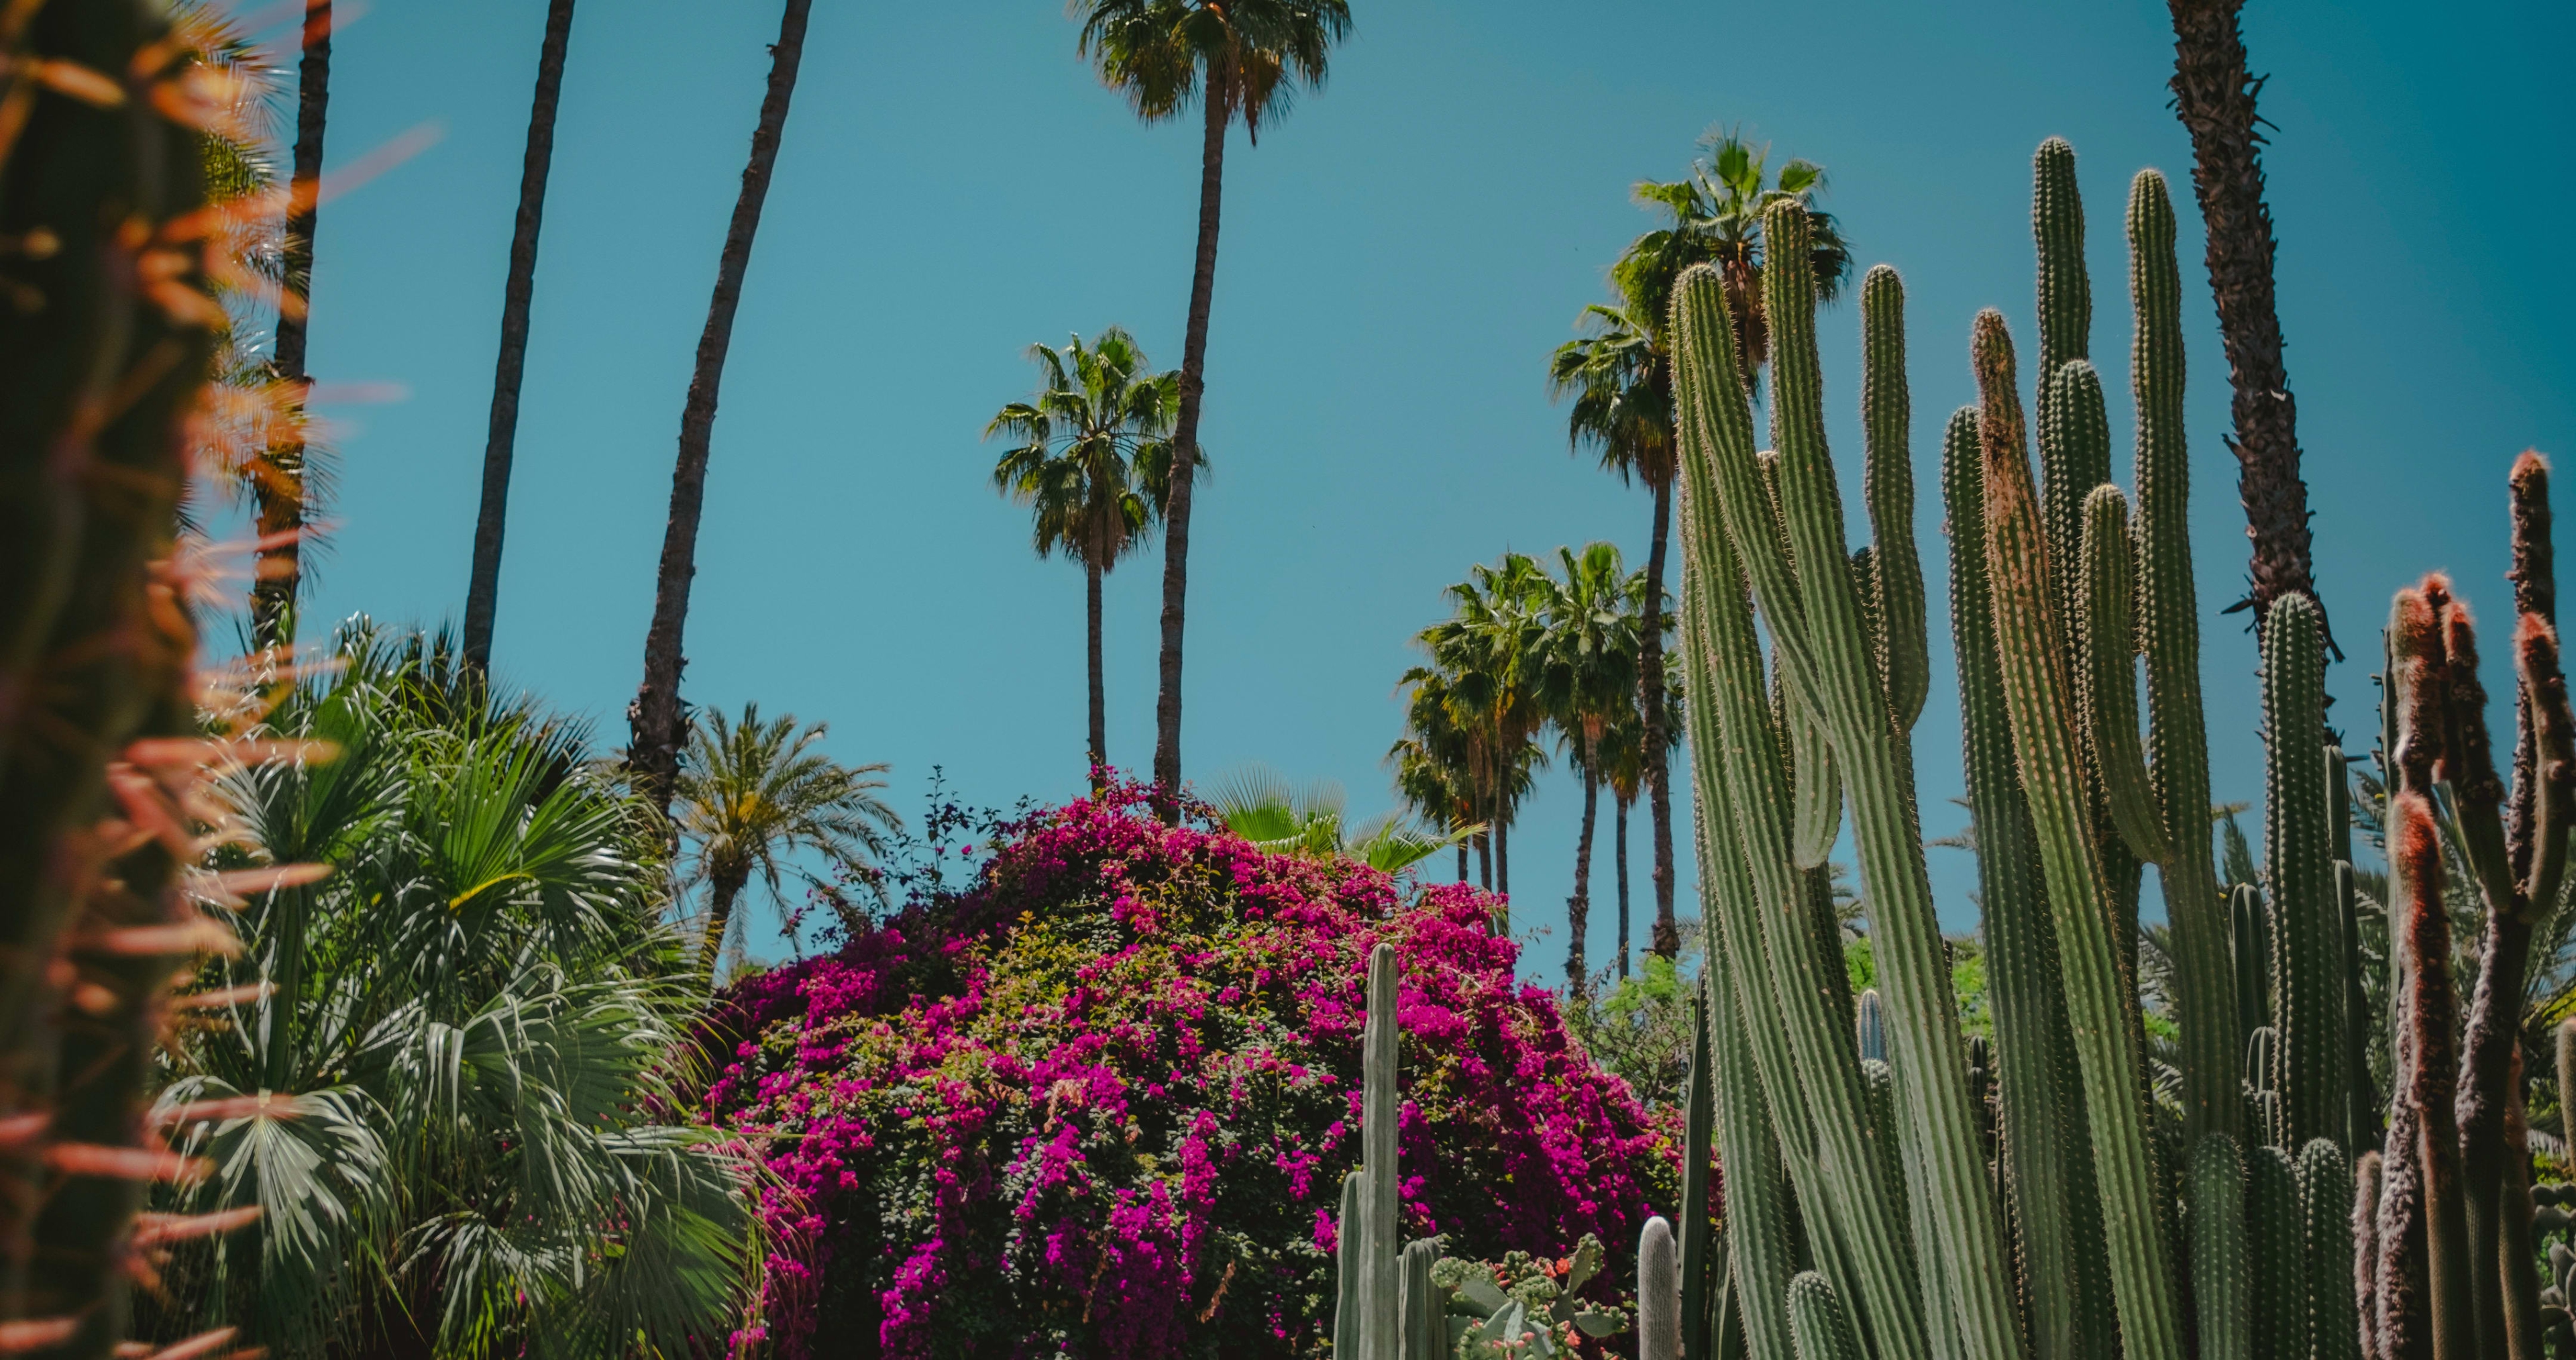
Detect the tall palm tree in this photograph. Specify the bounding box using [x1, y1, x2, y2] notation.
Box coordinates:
[630, 0, 813, 819]
[1389, 725, 1479, 884]
[2165, 0, 2326, 646]
[462, 0, 580, 674]
[1072, 0, 1353, 817]
[250, 0, 340, 649]
[985, 328, 1181, 790]
[1529, 544, 1643, 996]
[1548, 129, 1847, 961]
[673, 703, 900, 976]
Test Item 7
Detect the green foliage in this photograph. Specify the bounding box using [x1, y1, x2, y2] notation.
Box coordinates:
[1209, 762, 1474, 874]
[674, 701, 900, 972]
[983, 327, 1179, 572]
[1429, 1239, 1631, 1357]
[149, 625, 767, 1358]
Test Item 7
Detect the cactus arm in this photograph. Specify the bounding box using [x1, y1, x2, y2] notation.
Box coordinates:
[1941, 402, 2107, 1360]
[1972, 307, 2184, 1360]
[2500, 1081, 2544, 1360]
[2353, 1151, 2383, 1360]
[2338, 861, 2379, 1152]
[1698, 204, 2024, 1360]
[2262, 595, 2345, 1152]
[2249, 1144, 2312, 1360]
[2033, 136, 2092, 456]
[1783, 628, 1843, 870]
[2391, 783, 2477, 1360]
[1786, 1273, 1868, 1360]
[2126, 168, 2241, 1144]
[2189, 1133, 2250, 1360]
[1861, 265, 1929, 730]
[2078, 484, 2169, 862]
[2300, 1139, 2364, 1360]
[1672, 505, 1930, 1360]
[1681, 984, 1716, 1360]
[1362, 942, 1401, 1359]
[2042, 360, 2115, 670]
[1704, 939, 1802, 1360]
[1401, 1239, 1443, 1360]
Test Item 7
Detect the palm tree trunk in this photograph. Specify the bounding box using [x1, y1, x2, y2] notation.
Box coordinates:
[1086, 558, 1106, 791]
[254, 0, 335, 651]
[629, 0, 811, 819]
[2165, 0, 2325, 647]
[1616, 799, 1631, 979]
[1456, 840, 1468, 884]
[462, 0, 578, 675]
[1496, 814, 1509, 902]
[1477, 829, 1491, 891]
[1570, 748, 1598, 996]
[1643, 475, 1678, 957]
[700, 866, 751, 978]
[1150, 73, 1229, 819]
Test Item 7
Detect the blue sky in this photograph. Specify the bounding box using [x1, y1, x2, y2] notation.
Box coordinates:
[248, 0, 2570, 983]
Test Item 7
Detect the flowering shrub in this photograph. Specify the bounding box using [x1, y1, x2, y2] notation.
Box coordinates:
[698, 780, 1678, 1358]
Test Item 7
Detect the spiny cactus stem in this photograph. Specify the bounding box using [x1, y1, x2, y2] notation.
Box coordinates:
[1972, 306, 2181, 1360]
[1744, 199, 2023, 1360]
[1360, 942, 1401, 1359]
[1860, 264, 1929, 729]
[2392, 790, 2477, 1360]
[2262, 594, 2343, 1151]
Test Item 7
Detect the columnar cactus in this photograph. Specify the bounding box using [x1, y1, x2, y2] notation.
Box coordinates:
[1679, 983, 1715, 1360]
[0, 1, 222, 1351]
[2190, 1133, 2251, 1360]
[1786, 1272, 1866, 1360]
[1640, 1216, 1681, 1360]
[1336, 943, 1403, 1358]
[2301, 1139, 2363, 1360]
[2249, 1144, 2310, 1360]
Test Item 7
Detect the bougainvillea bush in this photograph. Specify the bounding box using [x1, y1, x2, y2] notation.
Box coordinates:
[698, 781, 1678, 1358]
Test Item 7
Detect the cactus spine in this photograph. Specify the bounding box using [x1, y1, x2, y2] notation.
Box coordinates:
[1970, 305, 2182, 1360]
[1787, 1273, 1867, 1360]
[2128, 168, 2242, 1145]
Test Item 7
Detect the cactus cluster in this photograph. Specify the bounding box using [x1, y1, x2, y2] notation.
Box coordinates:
[1625, 134, 2455, 1360]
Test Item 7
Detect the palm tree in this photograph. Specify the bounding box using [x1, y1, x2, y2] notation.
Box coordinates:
[1529, 544, 1643, 996]
[250, 0, 341, 649]
[154, 627, 767, 1356]
[1408, 554, 1552, 914]
[1072, 0, 1353, 817]
[673, 703, 900, 976]
[629, 0, 814, 819]
[462, 0, 580, 674]
[985, 329, 1181, 790]
[1548, 128, 1847, 961]
[2165, 0, 2325, 645]
[1391, 668, 1483, 884]
[1208, 763, 1474, 874]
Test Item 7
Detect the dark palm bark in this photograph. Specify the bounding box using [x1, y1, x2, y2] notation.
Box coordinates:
[1086, 558, 1106, 792]
[463, 0, 579, 674]
[1568, 745, 1598, 996]
[629, 0, 811, 817]
[1456, 841, 1468, 884]
[1496, 815, 1509, 902]
[254, 0, 335, 651]
[1615, 800, 1631, 978]
[700, 865, 750, 976]
[1150, 78, 1228, 818]
[2165, 0, 2326, 647]
[1477, 829, 1491, 891]
[1643, 476, 1677, 957]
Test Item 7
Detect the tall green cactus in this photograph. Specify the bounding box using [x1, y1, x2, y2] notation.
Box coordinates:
[2301, 1139, 2363, 1360]
[1702, 914, 1798, 1360]
[2078, 482, 2167, 863]
[1680, 983, 1715, 1360]
[1335, 943, 1403, 1358]
[1862, 264, 1929, 730]
[2249, 1144, 2310, 1360]
[2263, 595, 2346, 1152]
[2190, 1134, 2251, 1360]
[2127, 169, 2241, 1145]
[1642, 1216, 1681, 1360]
[1676, 196, 2023, 1360]
[1970, 305, 2182, 1360]
[1943, 404, 2114, 1360]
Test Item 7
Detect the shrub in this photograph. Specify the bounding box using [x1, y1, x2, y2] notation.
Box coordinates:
[699, 779, 1676, 1357]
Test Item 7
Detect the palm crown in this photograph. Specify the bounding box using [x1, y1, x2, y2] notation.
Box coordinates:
[986, 327, 1181, 572]
[674, 703, 901, 970]
[1075, 0, 1351, 139]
